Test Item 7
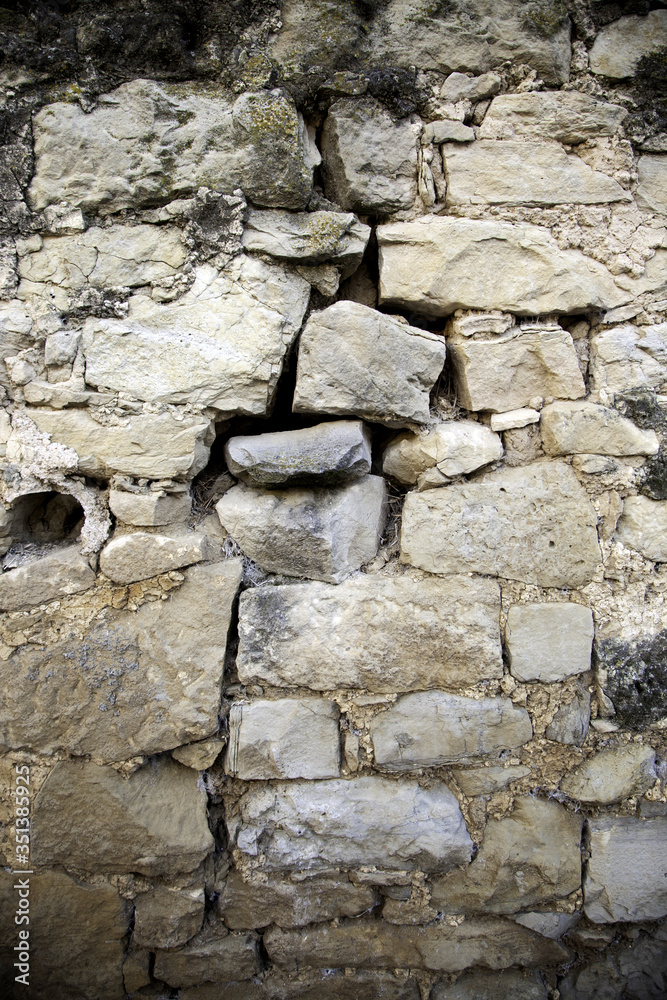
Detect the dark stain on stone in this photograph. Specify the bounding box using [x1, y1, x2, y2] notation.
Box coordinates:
[596, 629, 667, 729]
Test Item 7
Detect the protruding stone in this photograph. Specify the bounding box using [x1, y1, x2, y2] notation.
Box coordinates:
[589, 323, 667, 394]
[506, 603, 594, 683]
[441, 72, 501, 104]
[133, 886, 205, 949]
[109, 488, 191, 526]
[479, 92, 628, 144]
[0, 545, 95, 611]
[589, 11, 667, 79]
[242, 209, 370, 268]
[615, 495, 667, 561]
[100, 531, 212, 584]
[584, 817, 667, 922]
[512, 912, 579, 942]
[636, 154, 667, 215]
[424, 120, 475, 143]
[382, 421, 502, 486]
[546, 685, 591, 745]
[595, 629, 667, 730]
[431, 969, 548, 1000]
[171, 739, 225, 770]
[452, 766, 531, 796]
[541, 401, 659, 456]
[153, 922, 262, 988]
[560, 744, 656, 804]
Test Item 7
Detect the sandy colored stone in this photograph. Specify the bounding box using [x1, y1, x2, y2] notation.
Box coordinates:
[400, 461, 601, 588]
[541, 401, 659, 457]
[584, 817, 667, 922]
[179, 969, 421, 1000]
[153, 923, 262, 988]
[616, 495, 667, 561]
[109, 488, 191, 526]
[242, 209, 370, 268]
[382, 421, 502, 486]
[440, 71, 501, 104]
[172, 738, 225, 770]
[451, 765, 531, 796]
[432, 969, 548, 1000]
[546, 684, 591, 745]
[0, 544, 95, 610]
[293, 301, 446, 428]
[636, 154, 667, 215]
[424, 120, 475, 143]
[100, 531, 212, 584]
[478, 92, 627, 144]
[506, 603, 594, 683]
[589, 10, 667, 79]
[134, 885, 205, 949]
[237, 574, 502, 692]
[589, 323, 667, 393]
[560, 744, 656, 804]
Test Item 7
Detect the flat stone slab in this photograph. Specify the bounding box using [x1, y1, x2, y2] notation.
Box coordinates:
[382, 420, 502, 486]
[560, 745, 656, 804]
[506, 603, 594, 683]
[636, 154, 667, 215]
[541, 401, 659, 457]
[584, 817, 667, 922]
[108, 489, 191, 526]
[242, 209, 370, 268]
[0, 544, 95, 611]
[616, 496, 667, 562]
[236, 574, 502, 692]
[478, 91, 628, 144]
[100, 531, 212, 584]
[432, 969, 548, 1000]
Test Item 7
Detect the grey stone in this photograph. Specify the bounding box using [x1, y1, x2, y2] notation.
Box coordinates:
[224, 420, 372, 487]
[237, 574, 502, 692]
[424, 120, 476, 143]
[479, 92, 628, 144]
[400, 461, 601, 588]
[636, 154, 667, 215]
[589, 323, 667, 394]
[541, 401, 659, 457]
[432, 969, 548, 1000]
[382, 421, 502, 486]
[506, 603, 594, 683]
[560, 744, 656, 804]
[370, 692, 532, 771]
[32, 758, 214, 876]
[100, 531, 212, 584]
[589, 10, 667, 79]
[226, 698, 341, 780]
[559, 930, 667, 1000]
[584, 817, 667, 922]
[293, 301, 446, 428]
[153, 922, 262, 988]
[231, 777, 472, 873]
[596, 629, 667, 730]
[216, 476, 386, 583]
[512, 912, 579, 941]
[45, 329, 81, 366]
[440, 72, 501, 104]
[109, 488, 192, 526]
[242, 209, 370, 269]
[616, 495, 667, 561]
[0, 544, 95, 610]
[133, 886, 205, 949]
[546, 685, 591, 745]
[452, 766, 531, 796]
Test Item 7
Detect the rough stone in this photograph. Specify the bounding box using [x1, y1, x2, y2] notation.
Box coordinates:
[378, 216, 627, 317]
[584, 817, 667, 923]
[32, 758, 214, 876]
[100, 531, 212, 584]
[216, 476, 386, 583]
[546, 685, 591, 745]
[506, 603, 594, 683]
[230, 777, 472, 873]
[179, 970, 421, 1000]
[589, 10, 667, 79]
[431, 798, 583, 915]
[0, 544, 95, 610]
[589, 323, 667, 394]
[382, 421, 502, 486]
[292, 301, 446, 428]
[226, 698, 341, 780]
[109, 488, 191, 526]
[559, 930, 667, 1000]
[560, 744, 657, 804]
[237, 574, 502, 692]
[0, 560, 242, 761]
[153, 923, 262, 988]
[133, 886, 205, 949]
[400, 461, 601, 587]
[490, 408, 540, 432]
[424, 120, 476, 143]
[636, 154, 667, 215]
[615, 495, 667, 561]
[321, 99, 419, 213]
[242, 209, 370, 270]
[541, 401, 659, 458]
[478, 92, 628, 144]
[440, 72, 501, 104]
[596, 629, 667, 730]
[172, 739, 225, 770]
[452, 766, 531, 796]
[431, 969, 548, 1000]
[224, 420, 372, 488]
[370, 692, 532, 770]
[512, 912, 579, 941]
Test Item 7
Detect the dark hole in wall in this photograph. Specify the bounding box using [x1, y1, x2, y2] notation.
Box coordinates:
[8, 490, 84, 544]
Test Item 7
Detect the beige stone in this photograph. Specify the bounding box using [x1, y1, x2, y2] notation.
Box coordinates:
[589, 11, 667, 79]
[636, 154, 667, 214]
[541, 401, 659, 457]
[0, 544, 95, 610]
[546, 684, 591, 745]
[616, 495, 667, 561]
[560, 744, 656, 804]
[440, 72, 501, 104]
[100, 531, 212, 584]
[382, 421, 502, 486]
[242, 209, 370, 268]
[452, 765, 531, 796]
[424, 120, 475, 143]
[506, 603, 594, 683]
[589, 322, 667, 393]
[237, 574, 502, 692]
[134, 885, 205, 949]
[432, 969, 548, 1000]
[153, 922, 262, 988]
[109, 488, 191, 526]
[478, 92, 628, 144]
[584, 817, 667, 922]
[172, 738, 225, 770]
[400, 461, 601, 587]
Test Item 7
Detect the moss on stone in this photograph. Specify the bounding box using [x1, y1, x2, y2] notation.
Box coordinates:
[597, 630, 667, 729]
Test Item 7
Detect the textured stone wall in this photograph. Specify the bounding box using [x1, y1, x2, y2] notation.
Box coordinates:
[1, 2, 667, 998]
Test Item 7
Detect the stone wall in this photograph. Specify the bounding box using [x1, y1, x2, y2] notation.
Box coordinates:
[1, 2, 667, 998]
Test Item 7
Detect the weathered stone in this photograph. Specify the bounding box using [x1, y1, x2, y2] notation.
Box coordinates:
[172, 738, 225, 770]
[452, 766, 531, 796]
[231, 777, 472, 873]
[179, 969, 421, 1000]
[83, 258, 310, 415]
[382, 421, 502, 486]
[616, 495, 667, 561]
[400, 462, 601, 587]
[431, 798, 583, 915]
[432, 969, 548, 1000]
[546, 685, 591, 745]
[440, 72, 501, 104]
[44, 329, 81, 366]
[479, 92, 628, 144]
[154, 922, 262, 988]
[29, 81, 316, 212]
[636, 154, 667, 215]
[28, 407, 214, 480]
[242, 209, 370, 269]
[379, 216, 627, 317]
[506, 603, 594, 683]
[560, 744, 656, 804]
[109, 488, 191, 526]
[293, 302, 446, 428]
[226, 698, 340, 780]
[589, 323, 667, 394]
[321, 99, 419, 213]
[100, 531, 212, 584]
[134, 886, 205, 949]
[0, 560, 242, 761]
[122, 947, 152, 994]
[513, 912, 579, 941]
[224, 420, 372, 488]
[541, 401, 659, 457]
[448, 326, 585, 413]
[491, 409, 541, 433]
[425, 120, 475, 144]
[584, 817, 667, 922]
[0, 544, 95, 610]
[216, 476, 386, 583]
[589, 10, 667, 79]
[560, 930, 667, 1000]
[32, 758, 214, 876]
[219, 870, 377, 929]
[596, 629, 667, 730]
[371, 692, 532, 771]
[237, 574, 502, 692]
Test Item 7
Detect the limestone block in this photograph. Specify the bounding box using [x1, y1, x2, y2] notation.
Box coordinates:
[0, 544, 95, 610]
[0, 560, 242, 761]
[242, 209, 370, 269]
[452, 765, 531, 796]
[490, 408, 540, 432]
[109, 488, 191, 526]
[442, 140, 629, 206]
[216, 476, 386, 583]
[224, 420, 372, 487]
[400, 461, 601, 588]
[100, 531, 211, 584]
[432, 969, 548, 1000]
[616, 495, 667, 561]
[479, 92, 628, 144]
[560, 744, 656, 804]
[431, 798, 583, 915]
[133, 886, 205, 949]
[321, 99, 419, 213]
[441, 72, 501, 104]
[219, 870, 377, 929]
[172, 739, 225, 770]
[636, 154, 667, 215]
[32, 758, 214, 876]
[293, 301, 446, 428]
[546, 685, 591, 745]
[226, 698, 341, 779]
[424, 120, 475, 143]
[45, 329, 81, 365]
[541, 401, 659, 457]
[506, 603, 594, 683]
[448, 326, 585, 413]
[378, 216, 627, 317]
[29, 80, 315, 212]
[237, 574, 502, 692]
[589, 323, 667, 393]
[589, 11, 667, 79]
[231, 777, 472, 873]
[382, 421, 502, 486]
[83, 257, 311, 415]
[153, 923, 262, 988]
[371, 692, 532, 770]
[28, 407, 214, 480]
[584, 817, 667, 922]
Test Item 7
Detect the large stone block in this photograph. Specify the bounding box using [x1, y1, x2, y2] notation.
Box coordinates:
[293, 301, 446, 428]
[589, 10, 667, 79]
[541, 401, 659, 457]
[242, 209, 370, 268]
[400, 461, 601, 588]
[100, 531, 212, 584]
[589, 323, 667, 394]
[153, 923, 262, 988]
[382, 420, 502, 486]
[615, 495, 667, 561]
[370, 692, 532, 770]
[378, 216, 626, 317]
[0, 544, 95, 611]
[237, 574, 502, 692]
[560, 745, 656, 804]
[216, 476, 386, 583]
[0, 560, 242, 761]
[506, 603, 594, 683]
[478, 92, 628, 144]
[32, 758, 214, 876]
[584, 817, 667, 922]
[636, 154, 667, 215]
[230, 777, 472, 873]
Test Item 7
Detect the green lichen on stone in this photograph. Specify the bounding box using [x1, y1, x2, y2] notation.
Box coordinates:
[521, 0, 568, 37]
[305, 214, 348, 255]
[243, 93, 301, 150]
[597, 630, 667, 730]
